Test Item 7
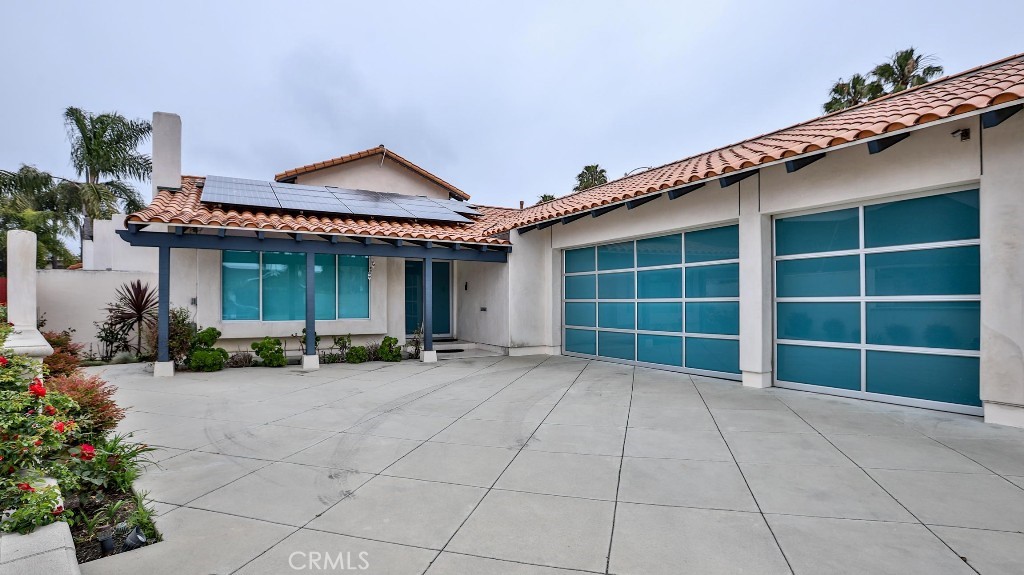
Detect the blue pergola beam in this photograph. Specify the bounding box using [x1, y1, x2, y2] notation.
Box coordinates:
[867, 133, 910, 154]
[981, 104, 1023, 129]
[305, 252, 315, 356]
[626, 194, 661, 209]
[785, 153, 825, 173]
[157, 246, 170, 363]
[116, 230, 509, 263]
[668, 183, 705, 200]
[423, 256, 433, 353]
[719, 170, 759, 188]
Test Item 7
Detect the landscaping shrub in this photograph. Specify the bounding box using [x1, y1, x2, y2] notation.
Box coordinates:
[94, 317, 130, 362]
[345, 345, 369, 364]
[143, 307, 196, 366]
[365, 341, 381, 361]
[226, 351, 255, 368]
[45, 373, 126, 436]
[109, 351, 138, 364]
[43, 329, 84, 378]
[378, 336, 402, 362]
[333, 334, 352, 357]
[251, 337, 286, 367]
[320, 351, 343, 364]
[187, 348, 229, 372]
[105, 280, 158, 356]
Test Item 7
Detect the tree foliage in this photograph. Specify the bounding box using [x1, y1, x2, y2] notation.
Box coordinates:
[823, 48, 944, 113]
[573, 164, 607, 192]
[0, 166, 78, 271]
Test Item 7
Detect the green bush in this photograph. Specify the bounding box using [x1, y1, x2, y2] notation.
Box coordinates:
[320, 351, 343, 364]
[187, 348, 229, 372]
[345, 345, 369, 364]
[252, 337, 287, 367]
[378, 337, 402, 362]
[193, 327, 221, 349]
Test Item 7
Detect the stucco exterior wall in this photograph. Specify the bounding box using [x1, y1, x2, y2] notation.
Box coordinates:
[82, 216, 159, 272]
[292, 156, 454, 200]
[455, 260, 510, 348]
[37, 269, 159, 354]
[507, 227, 557, 354]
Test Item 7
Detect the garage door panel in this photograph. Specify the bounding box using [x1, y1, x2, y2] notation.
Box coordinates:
[562, 226, 740, 378]
[777, 344, 861, 390]
[774, 189, 981, 413]
[866, 351, 981, 407]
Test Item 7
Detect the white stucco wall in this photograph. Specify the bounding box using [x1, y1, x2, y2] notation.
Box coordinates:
[37, 269, 159, 354]
[82, 215, 159, 272]
[507, 227, 557, 354]
[455, 260, 510, 348]
[292, 155, 454, 200]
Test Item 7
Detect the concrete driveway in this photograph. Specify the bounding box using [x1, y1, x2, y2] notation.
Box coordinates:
[80, 356, 1024, 575]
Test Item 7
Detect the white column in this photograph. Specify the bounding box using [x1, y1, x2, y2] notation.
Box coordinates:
[152, 112, 182, 199]
[738, 176, 773, 388]
[979, 110, 1024, 427]
[5, 230, 53, 358]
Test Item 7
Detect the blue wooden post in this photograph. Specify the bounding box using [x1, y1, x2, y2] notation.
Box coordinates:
[305, 251, 315, 355]
[157, 245, 170, 363]
[423, 256, 433, 352]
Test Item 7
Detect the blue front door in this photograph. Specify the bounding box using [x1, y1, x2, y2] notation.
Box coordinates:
[405, 260, 452, 336]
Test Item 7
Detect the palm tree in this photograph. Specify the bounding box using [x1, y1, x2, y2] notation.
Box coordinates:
[537, 194, 556, 204]
[573, 164, 607, 192]
[871, 48, 944, 94]
[63, 107, 152, 247]
[0, 166, 78, 270]
[823, 73, 885, 113]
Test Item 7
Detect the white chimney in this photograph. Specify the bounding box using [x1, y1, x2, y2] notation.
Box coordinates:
[151, 112, 182, 198]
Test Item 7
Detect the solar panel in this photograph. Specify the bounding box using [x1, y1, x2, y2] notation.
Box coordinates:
[201, 176, 476, 223]
[201, 176, 280, 210]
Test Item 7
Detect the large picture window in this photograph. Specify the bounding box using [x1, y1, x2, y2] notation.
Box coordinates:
[221, 251, 370, 321]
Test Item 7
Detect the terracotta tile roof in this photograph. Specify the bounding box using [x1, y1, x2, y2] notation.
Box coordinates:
[498, 53, 1024, 231]
[127, 176, 509, 245]
[275, 145, 471, 201]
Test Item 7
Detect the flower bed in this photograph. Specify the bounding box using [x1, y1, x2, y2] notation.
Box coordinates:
[0, 306, 159, 564]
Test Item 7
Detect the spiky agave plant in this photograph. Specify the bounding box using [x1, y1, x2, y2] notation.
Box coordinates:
[106, 280, 159, 356]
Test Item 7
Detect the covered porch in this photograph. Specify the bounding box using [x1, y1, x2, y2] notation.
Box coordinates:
[116, 223, 509, 375]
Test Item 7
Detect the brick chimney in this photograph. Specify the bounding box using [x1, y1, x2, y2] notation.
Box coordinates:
[151, 112, 182, 198]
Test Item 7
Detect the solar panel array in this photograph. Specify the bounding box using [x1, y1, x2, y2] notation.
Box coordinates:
[200, 175, 479, 223]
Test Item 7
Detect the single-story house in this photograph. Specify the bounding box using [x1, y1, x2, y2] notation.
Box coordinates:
[72, 53, 1024, 427]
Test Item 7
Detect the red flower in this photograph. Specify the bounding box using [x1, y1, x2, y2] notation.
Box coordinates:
[77, 444, 96, 461]
[34, 439, 42, 446]
[43, 405, 56, 416]
[25, 409, 35, 415]
[0, 356, 8, 366]
[16, 483, 34, 492]
[28, 381, 46, 398]
[52, 505, 64, 515]
[52, 421, 66, 433]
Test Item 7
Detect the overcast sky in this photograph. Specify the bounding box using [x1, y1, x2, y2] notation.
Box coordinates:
[3, 1, 1022, 208]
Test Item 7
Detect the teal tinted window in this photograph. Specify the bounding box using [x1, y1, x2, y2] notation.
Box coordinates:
[864, 190, 979, 248]
[867, 302, 980, 350]
[777, 344, 861, 390]
[777, 302, 861, 343]
[262, 252, 305, 321]
[637, 268, 682, 299]
[867, 351, 980, 406]
[598, 331, 635, 360]
[685, 337, 739, 373]
[598, 302, 635, 329]
[776, 208, 859, 256]
[638, 302, 683, 332]
[565, 274, 596, 299]
[565, 329, 596, 355]
[314, 254, 336, 320]
[597, 242, 634, 271]
[565, 247, 595, 273]
[598, 272, 635, 299]
[638, 334, 682, 366]
[685, 302, 740, 336]
[338, 256, 370, 318]
[685, 264, 739, 298]
[222, 251, 260, 320]
[776, 256, 860, 298]
[564, 302, 596, 327]
[866, 246, 980, 296]
[637, 234, 682, 268]
[686, 225, 739, 263]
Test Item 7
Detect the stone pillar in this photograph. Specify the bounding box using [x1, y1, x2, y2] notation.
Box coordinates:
[5, 230, 53, 357]
[738, 176, 773, 388]
[979, 109, 1024, 428]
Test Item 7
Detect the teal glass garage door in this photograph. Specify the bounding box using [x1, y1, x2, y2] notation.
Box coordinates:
[563, 225, 740, 378]
[773, 189, 981, 413]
